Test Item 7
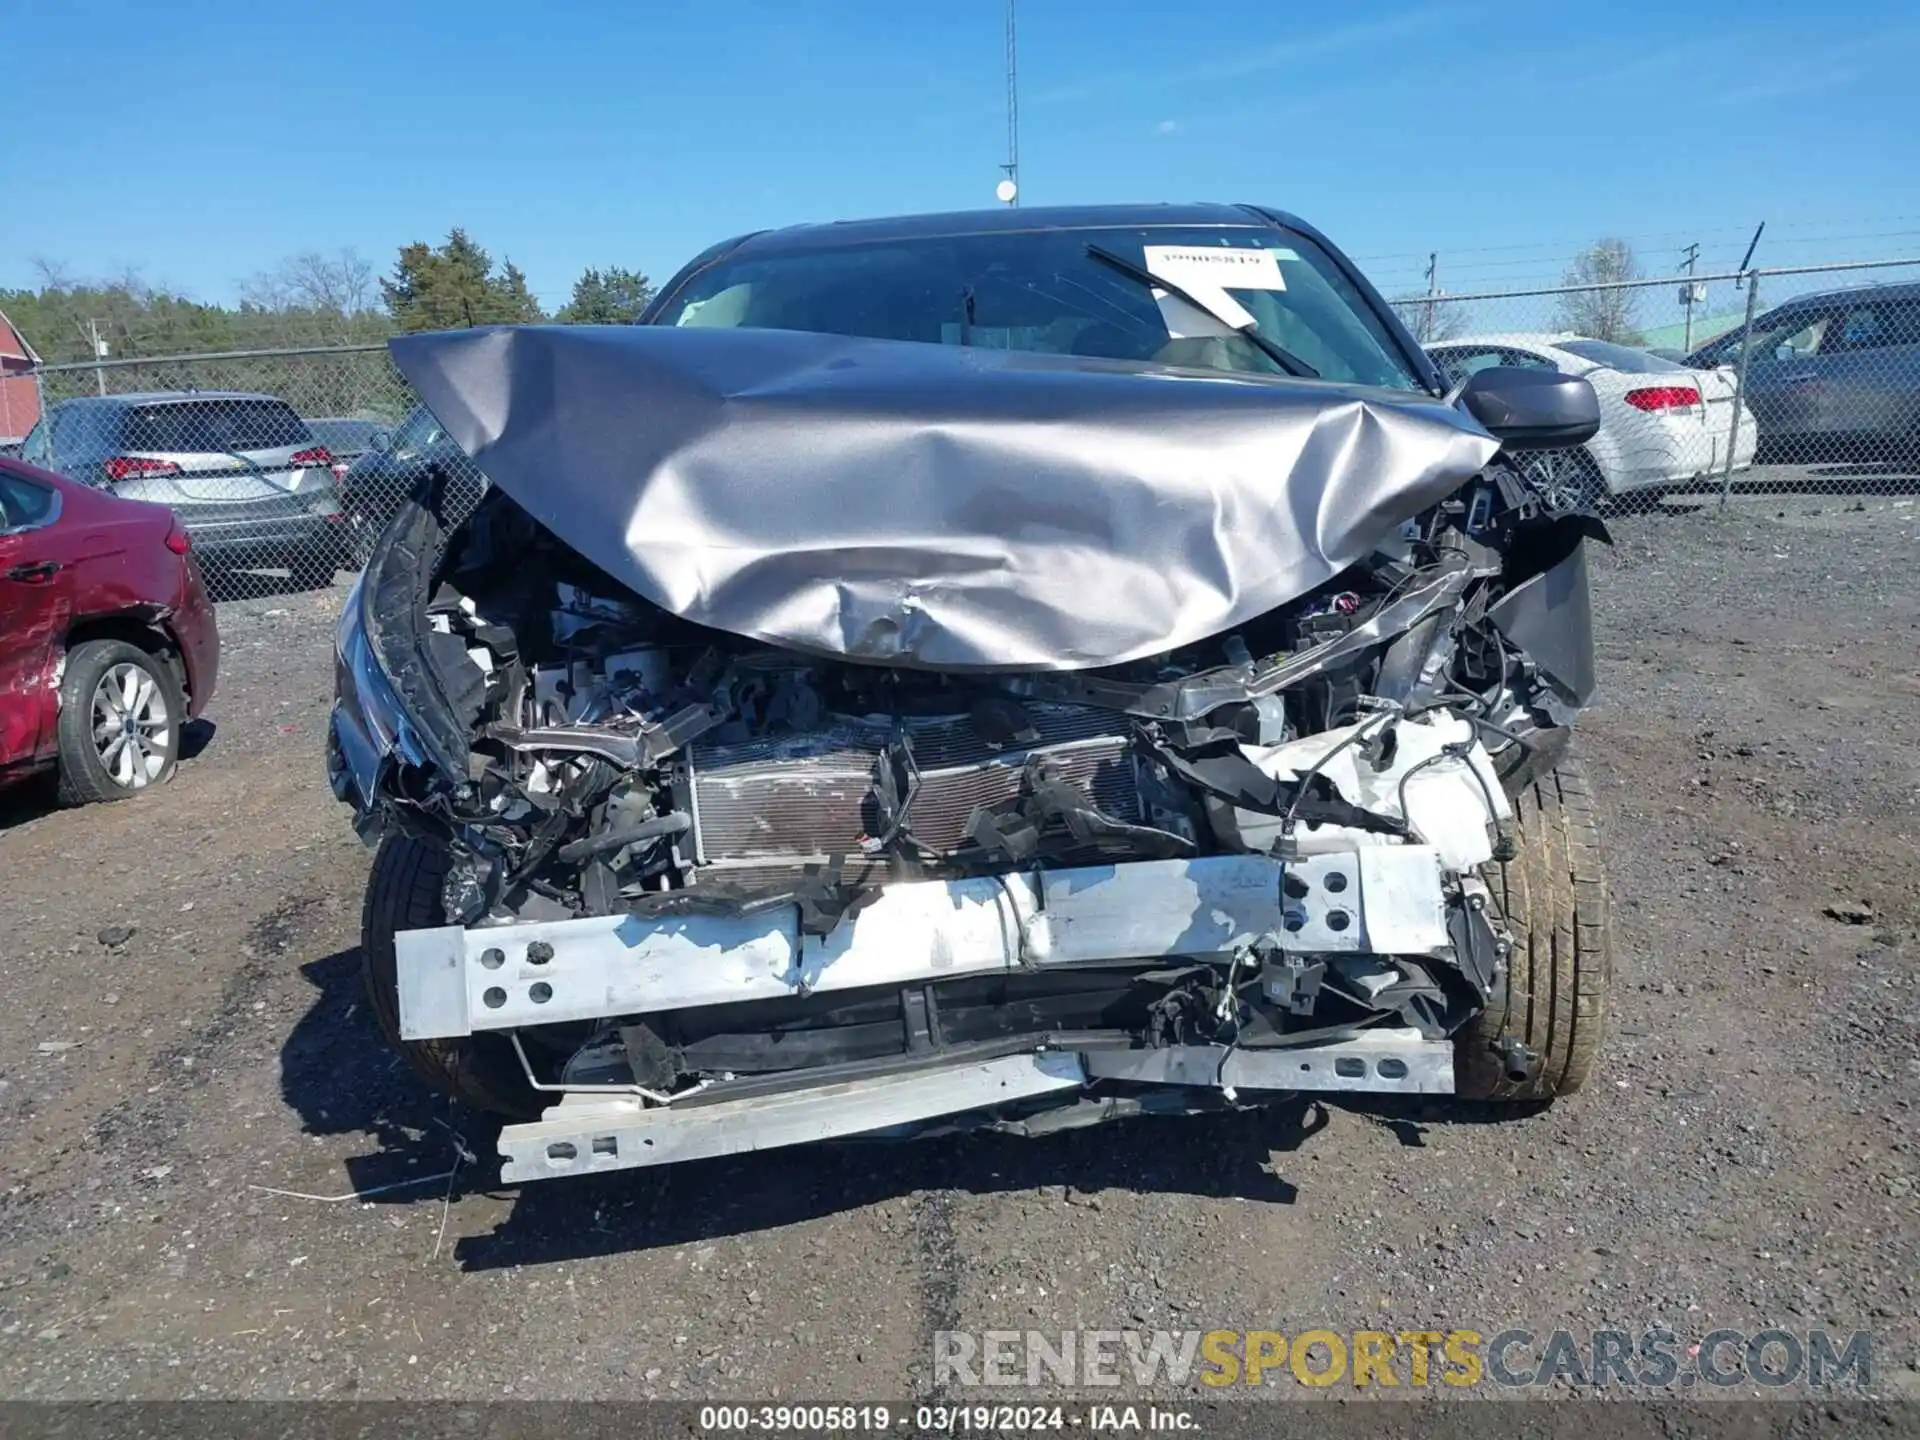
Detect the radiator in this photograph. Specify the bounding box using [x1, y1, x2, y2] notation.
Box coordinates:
[685, 705, 1141, 886]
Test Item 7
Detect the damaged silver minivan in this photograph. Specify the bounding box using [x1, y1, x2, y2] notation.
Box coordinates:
[328, 205, 1613, 1184]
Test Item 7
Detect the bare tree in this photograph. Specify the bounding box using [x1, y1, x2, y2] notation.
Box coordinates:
[242, 248, 379, 316]
[1553, 238, 1643, 343]
[103, 265, 154, 305]
[29, 256, 74, 291]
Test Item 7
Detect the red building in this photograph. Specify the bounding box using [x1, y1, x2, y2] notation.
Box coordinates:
[0, 308, 43, 445]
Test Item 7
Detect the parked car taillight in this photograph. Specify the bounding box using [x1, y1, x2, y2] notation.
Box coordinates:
[163, 518, 191, 555]
[1623, 386, 1702, 412]
[290, 446, 335, 467]
[103, 456, 183, 481]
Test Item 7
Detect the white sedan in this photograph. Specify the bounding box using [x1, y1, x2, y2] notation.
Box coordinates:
[1428, 333, 1757, 508]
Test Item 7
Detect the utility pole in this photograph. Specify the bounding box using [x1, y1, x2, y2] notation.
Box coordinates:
[1423, 252, 1439, 342]
[1679, 242, 1701, 353]
[998, 0, 1020, 206]
[86, 318, 108, 396]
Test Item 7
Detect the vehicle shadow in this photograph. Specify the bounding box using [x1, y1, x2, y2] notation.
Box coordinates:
[1738, 463, 1920, 496]
[277, 946, 1544, 1270]
[181, 717, 217, 761]
[446, 1098, 1334, 1272]
[1755, 435, 1919, 468]
[205, 565, 341, 604]
[1336, 1093, 1550, 1149]
[0, 774, 58, 832]
[278, 945, 490, 1193]
[1659, 461, 1920, 505]
[0, 718, 220, 831]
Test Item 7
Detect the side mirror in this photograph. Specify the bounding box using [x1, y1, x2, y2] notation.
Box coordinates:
[1457, 366, 1601, 451]
[370, 429, 393, 453]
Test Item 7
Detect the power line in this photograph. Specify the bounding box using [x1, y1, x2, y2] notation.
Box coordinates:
[1351, 220, 1920, 269]
[1361, 229, 1920, 292]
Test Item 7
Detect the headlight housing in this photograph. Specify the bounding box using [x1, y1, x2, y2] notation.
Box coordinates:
[327, 569, 427, 815]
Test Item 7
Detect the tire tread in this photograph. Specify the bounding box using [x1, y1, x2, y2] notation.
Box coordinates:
[361, 836, 540, 1118]
[1458, 757, 1613, 1100]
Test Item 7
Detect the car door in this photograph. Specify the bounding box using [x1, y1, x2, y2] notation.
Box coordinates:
[0, 465, 75, 768]
[1810, 298, 1920, 454]
[1740, 308, 1834, 441]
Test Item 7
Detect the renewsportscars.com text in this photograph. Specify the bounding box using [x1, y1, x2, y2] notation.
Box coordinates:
[933, 1328, 1872, 1390]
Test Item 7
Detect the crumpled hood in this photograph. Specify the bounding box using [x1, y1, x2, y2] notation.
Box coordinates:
[389, 324, 1500, 671]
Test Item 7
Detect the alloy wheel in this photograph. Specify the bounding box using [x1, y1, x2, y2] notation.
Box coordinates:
[1521, 450, 1604, 511]
[91, 662, 173, 789]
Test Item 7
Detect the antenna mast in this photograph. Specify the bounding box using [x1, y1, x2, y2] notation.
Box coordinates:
[999, 0, 1020, 205]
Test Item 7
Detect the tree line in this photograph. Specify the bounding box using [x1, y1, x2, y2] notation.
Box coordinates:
[1392, 238, 1664, 349]
[7, 227, 1675, 386]
[2, 229, 654, 370]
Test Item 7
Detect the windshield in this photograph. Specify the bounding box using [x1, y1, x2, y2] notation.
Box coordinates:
[1692, 306, 1820, 366]
[392, 404, 449, 456]
[1557, 338, 1688, 374]
[652, 224, 1423, 391]
[305, 418, 379, 453]
[122, 399, 311, 453]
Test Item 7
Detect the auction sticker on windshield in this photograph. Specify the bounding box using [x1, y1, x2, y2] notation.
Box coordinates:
[1142, 245, 1286, 337]
[1142, 246, 1288, 290]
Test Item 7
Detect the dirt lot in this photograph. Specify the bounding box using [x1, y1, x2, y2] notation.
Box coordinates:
[1, 491, 1917, 1401]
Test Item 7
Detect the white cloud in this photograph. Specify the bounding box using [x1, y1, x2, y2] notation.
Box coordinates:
[1155, 119, 1179, 134]
[1029, 3, 1471, 106]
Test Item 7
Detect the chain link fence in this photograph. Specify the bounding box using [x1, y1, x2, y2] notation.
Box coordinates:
[14, 254, 1919, 600]
[20, 345, 484, 597]
[1400, 258, 1920, 517]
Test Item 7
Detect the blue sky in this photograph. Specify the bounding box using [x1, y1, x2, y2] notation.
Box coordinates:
[3, 0, 1916, 311]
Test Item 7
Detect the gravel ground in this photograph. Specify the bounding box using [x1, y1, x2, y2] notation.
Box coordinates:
[1, 493, 1917, 1403]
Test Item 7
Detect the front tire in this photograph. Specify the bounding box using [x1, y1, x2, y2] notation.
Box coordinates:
[361, 835, 542, 1118]
[1456, 758, 1613, 1100]
[55, 640, 186, 806]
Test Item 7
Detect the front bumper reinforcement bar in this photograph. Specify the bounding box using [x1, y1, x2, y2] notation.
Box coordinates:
[395, 851, 1452, 1040]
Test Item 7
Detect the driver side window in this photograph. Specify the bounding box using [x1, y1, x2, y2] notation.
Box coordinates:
[1498, 348, 1559, 371]
[1828, 307, 1883, 352]
[1765, 315, 1829, 360]
[0, 471, 57, 532]
[20, 416, 50, 467]
[1431, 347, 1555, 387]
[1431, 349, 1505, 386]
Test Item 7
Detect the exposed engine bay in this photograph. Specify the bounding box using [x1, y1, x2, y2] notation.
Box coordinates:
[393, 480, 1586, 912]
[333, 459, 1604, 1182]
[327, 318, 1612, 1183]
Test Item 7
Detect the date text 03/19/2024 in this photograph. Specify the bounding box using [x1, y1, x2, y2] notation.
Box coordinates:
[697, 1405, 1197, 1433]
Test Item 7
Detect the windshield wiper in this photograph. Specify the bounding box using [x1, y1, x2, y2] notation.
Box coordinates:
[1084, 243, 1318, 379]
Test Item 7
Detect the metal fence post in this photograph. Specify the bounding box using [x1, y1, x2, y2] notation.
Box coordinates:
[1719, 276, 1763, 507]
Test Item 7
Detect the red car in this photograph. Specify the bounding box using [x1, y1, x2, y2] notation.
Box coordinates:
[0, 456, 219, 804]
